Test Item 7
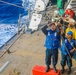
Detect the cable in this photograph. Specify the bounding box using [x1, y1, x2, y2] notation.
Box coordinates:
[0, 0, 24, 9]
[0, 3, 22, 5]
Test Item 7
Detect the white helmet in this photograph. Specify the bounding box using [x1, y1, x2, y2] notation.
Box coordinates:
[67, 5, 72, 9]
[54, 10, 59, 15]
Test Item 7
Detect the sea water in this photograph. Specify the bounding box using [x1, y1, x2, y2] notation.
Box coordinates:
[0, 0, 35, 48]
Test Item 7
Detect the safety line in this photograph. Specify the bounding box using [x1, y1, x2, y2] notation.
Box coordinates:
[0, 0, 24, 8]
[0, 3, 22, 5]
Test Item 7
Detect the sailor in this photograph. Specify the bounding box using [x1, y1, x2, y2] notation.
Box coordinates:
[57, 0, 65, 9]
[42, 22, 61, 72]
[66, 21, 76, 40]
[64, 5, 75, 19]
[60, 31, 76, 74]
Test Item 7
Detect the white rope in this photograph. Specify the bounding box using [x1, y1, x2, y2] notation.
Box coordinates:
[0, 0, 24, 9]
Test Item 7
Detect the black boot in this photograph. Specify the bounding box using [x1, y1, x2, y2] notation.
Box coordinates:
[53, 65, 57, 73]
[61, 66, 64, 74]
[67, 67, 71, 74]
[45, 65, 50, 72]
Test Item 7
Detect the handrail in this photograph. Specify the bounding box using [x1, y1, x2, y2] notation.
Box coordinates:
[0, 1, 34, 51]
[0, 14, 26, 50]
[0, 23, 25, 58]
[0, 1, 34, 58]
[0, 34, 22, 58]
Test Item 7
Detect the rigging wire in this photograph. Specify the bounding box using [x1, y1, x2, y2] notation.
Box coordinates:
[0, 3, 22, 5]
[0, 0, 24, 9]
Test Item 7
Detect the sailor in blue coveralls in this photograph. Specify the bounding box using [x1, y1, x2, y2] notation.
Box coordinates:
[42, 23, 61, 72]
[60, 31, 76, 74]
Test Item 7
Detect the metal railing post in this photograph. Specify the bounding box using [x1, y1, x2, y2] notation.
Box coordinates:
[18, 14, 21, 34]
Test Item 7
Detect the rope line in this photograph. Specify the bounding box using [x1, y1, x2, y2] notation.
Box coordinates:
[0, 3, 22, 5]
[0, 0, 24, 9]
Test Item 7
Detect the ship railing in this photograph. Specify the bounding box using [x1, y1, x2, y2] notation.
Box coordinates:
[0, 1, 34, 52]
[0, 14, 28, 57]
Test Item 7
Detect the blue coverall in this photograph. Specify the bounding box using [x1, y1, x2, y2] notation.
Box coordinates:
[42, 25, 60, 66]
